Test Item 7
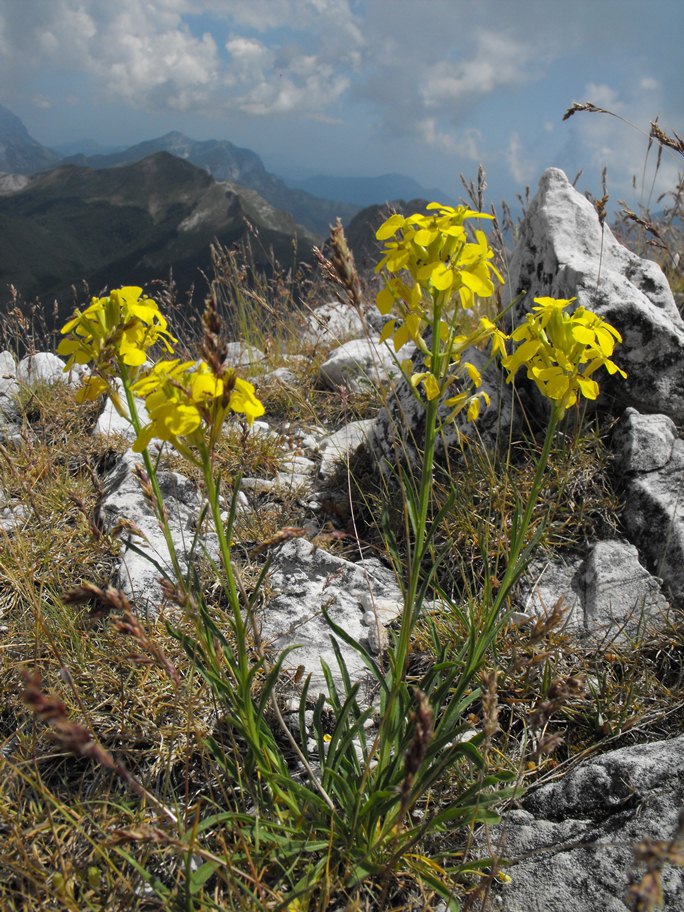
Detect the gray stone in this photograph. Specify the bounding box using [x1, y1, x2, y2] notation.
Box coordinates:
[280, 454, 317, 474]
[582, 540, 669, 640]
[249, 420, 272, 436]
[521, 556, 585, 634]
[17, 352, 71, 386]
[621, 434, 684, 606]
[319, 337, 407, 393]
[223, 341, 265, 370]
[520, 541, 669, 643]
[484, 734, 684, 911]
[319, 419, 375, 479]
[613, 407, 677, 474]
[508, 167, 684, 421]
[262, 538, 403, 693]
[0, 351, 17, 394]
[240, 471, 312, 496]
[0, 503, 28, 531]
[264, 366, 298, 385]
[302, 300, 368, 347]
[0, 351, 19, 430]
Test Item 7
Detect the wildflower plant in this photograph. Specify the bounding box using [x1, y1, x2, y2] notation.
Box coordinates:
[51, 196, 626, 907]
[375, 203, 507, 421]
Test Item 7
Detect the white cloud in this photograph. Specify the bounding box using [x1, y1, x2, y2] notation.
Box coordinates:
[420, 32, 541, 110]
[0, 1, 220, 111]
[0, 0, 362, 120]
[505, 131, 535, 185]
[420, 119, 483, 161]
[640, 76, 660, 91]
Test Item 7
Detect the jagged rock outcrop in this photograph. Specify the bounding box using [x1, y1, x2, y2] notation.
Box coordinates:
[615, 407, 684, 606]
[483, 734, 684, 912]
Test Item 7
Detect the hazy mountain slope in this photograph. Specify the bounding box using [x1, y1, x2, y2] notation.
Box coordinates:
[0, 104, 60, 174]
[63, 131, 359, 236]
[287, 173, 447, 207]
[0, 152, 317, 314]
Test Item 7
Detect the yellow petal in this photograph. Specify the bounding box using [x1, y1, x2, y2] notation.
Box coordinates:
[422, 373, 441, 400]
[376, 214, 405, 240]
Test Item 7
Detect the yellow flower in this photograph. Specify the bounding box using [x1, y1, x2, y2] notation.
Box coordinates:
[504, 297, 626, 411]
[131, 359, 265, 455]
[58, 286, 177, 378]
[228, 374, 267, 425]
[374, 200, 507, 424]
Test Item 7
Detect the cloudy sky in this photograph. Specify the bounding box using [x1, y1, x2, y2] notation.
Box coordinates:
[2, 0, 682, 209]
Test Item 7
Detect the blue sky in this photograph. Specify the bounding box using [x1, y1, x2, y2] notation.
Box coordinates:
[2, 0, 682, 211]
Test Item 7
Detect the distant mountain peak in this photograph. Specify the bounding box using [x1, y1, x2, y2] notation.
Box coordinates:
[0, 104, 60, 174]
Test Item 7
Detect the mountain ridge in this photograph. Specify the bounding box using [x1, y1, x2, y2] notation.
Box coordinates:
[0, 152, 317, 314]
[0, 104, 61, 174]
[61, 131, 360, 236]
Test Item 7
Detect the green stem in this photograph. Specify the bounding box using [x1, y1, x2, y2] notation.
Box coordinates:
[201, 459, 247, 650]
[379, 305, 444, 769]
[492, 405, 560, 616]
[201, 453, 293, 805]
[118, 363, 187, 590]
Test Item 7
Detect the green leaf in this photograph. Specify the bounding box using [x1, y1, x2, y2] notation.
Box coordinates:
[188, 860, 220, 894]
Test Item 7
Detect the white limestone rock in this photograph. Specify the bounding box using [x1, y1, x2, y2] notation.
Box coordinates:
[263, 366, 298, 385]
[582, 540, 669, 640]
[620, 435, 684, 606]
[261, 538, 403, 693]
[613, 407, 677, 474]
[319, 337, 407, 393]
[0, 351, 17, 395]
[482, 734, 684, 911]
[521, 556, 585, 634]
[520, 540, 669, 644]
[319, 419, 375, 480]
[0, 351, 19, 433]
[302, 300, 368, 347]
[223, 341, 265, 370]
[17, 352, 73, 386]
[99, 450, 212, 614]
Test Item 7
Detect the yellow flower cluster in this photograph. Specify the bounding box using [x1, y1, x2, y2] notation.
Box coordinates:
[58, 287, 176, 392]
[58, 286, 265, 457]
[503, 296, 627, 411]
[374, 202, 507, 420]
[132, 359, 264, 455]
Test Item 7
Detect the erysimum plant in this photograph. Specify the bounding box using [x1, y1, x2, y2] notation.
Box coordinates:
[58, 294, 292, 814]
[53, 244, 626, 908]
[496, 294, 628, 605]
